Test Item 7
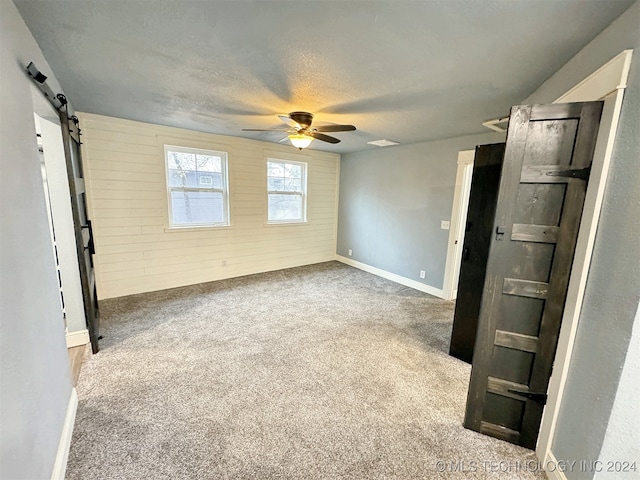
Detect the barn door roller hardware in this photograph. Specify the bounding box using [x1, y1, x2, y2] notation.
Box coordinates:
[26, 62, 67, 111]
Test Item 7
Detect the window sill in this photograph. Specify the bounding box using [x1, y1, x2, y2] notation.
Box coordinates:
[263, 221, 308, 227]
[164, 224, 231, 233]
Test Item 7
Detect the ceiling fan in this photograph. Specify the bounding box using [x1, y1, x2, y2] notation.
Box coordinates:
[242, 111, 356, 149]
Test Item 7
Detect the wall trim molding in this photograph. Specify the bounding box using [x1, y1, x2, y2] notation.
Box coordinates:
[51, 388, 78, 480]
[65, 329, 90, 348]
[555, 49, 633, 103]
[335, 255, 445, 298]
[543, 450, 568, 480]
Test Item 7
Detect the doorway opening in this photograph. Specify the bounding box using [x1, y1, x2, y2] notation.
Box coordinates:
[443, 150, 474, 301]
[31, 88, 89, 348]
[34, 115, 66, 327]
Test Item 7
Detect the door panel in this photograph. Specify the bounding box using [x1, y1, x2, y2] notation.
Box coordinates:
[60, 112, 100, 353]
[449, 143, 505, 363]
[464, 102, 603, 449]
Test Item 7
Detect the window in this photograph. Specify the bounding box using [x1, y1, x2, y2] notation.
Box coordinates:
[164, 145, 229, 227]
[267, 159, 307, 223]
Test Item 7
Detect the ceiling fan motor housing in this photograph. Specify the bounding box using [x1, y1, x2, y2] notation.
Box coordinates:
[241, 111, 354, 146]
[289, 111, 314, 129]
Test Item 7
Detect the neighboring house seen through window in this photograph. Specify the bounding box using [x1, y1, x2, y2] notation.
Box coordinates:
[267, 159, 307, 223]
[164, 145, 229, 227]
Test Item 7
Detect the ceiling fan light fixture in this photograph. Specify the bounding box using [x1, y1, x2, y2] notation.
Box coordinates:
[288, 133, 314, 149]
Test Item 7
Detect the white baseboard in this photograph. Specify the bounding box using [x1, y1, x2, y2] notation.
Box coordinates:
[335, 255, 445, 298]
[65, 329, 90, 348]
[51, 388, 78, 480]
[544, 450, 568, 480]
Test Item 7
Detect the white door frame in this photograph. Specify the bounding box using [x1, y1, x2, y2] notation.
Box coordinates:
[537, 49, 633, 463]
[443, 150, 475, 300]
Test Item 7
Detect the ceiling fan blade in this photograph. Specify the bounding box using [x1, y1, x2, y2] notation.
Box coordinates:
[314, 124, 356, 133]
[278, 136, 289, 143]
[278, 114, 302, 130]
[242, 128, 290, 132]
[310, 132, 340, 144]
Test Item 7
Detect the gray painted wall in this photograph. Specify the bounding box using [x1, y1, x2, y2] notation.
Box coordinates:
[594, 305, 640, 479]
[0, 1, 74, 478]
[522, 3, 640, 478]
[337, 131, 503, 289]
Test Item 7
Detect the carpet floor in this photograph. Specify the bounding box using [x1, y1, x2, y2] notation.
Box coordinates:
[67, 261, 544, 479]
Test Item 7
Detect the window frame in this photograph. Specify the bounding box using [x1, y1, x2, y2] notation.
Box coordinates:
[164, 144, 230, 229]
[266, 158, 308, 224]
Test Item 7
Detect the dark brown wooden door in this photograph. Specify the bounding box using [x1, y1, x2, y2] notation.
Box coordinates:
[60, 110, 100, 353]
[464, 102, 603, 449]
[450, 143, 505, 363]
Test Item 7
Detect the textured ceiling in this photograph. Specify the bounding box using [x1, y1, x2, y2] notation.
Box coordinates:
[15, 0, 633, 153]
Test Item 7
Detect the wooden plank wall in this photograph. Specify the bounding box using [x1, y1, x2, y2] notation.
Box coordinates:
[78, 113, 340, 299]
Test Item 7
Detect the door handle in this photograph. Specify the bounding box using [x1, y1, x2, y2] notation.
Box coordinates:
[496, 225, 506, 241]
[81, 220, 96, 255]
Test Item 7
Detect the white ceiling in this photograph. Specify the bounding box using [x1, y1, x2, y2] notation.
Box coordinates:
[15, 0, 634, 153]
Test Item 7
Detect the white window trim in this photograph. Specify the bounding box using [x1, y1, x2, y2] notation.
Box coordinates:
[164, 144, 230, 229]
[266, 158, 308, 224]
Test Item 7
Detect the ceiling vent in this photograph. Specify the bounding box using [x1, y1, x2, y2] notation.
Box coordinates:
[483, 116, 509, 132]
[367, 139, 399, 147]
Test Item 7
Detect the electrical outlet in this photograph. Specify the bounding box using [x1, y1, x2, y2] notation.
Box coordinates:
[221, 259, 227, 267]
[348, 249, 353, 256]
[441, 220, 450, 230]
[420, 270, 426, 279]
